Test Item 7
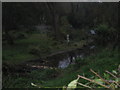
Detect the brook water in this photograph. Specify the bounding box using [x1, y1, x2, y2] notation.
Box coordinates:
[44, 44, 96, 69]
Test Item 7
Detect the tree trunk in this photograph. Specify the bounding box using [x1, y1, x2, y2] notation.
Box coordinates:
[46, 2, 61, 41]
[52, 13, 60, 40]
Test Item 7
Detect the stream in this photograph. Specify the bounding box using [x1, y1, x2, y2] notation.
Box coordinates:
[25, 44, 96, 70]
[47, 44, 96, 69]
[3, 44, 96, 74]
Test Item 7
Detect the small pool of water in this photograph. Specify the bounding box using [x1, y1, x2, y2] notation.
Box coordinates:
[58, 57, 71, 68]
[58, 45, 96, 69]
[58, 53, 85, 69]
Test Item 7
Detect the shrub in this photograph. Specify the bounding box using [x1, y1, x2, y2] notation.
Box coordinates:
[65, 65, 120, 89]
[29, 46, 41, 57]
[16, 32, 27, 39]
[29, 45, 51, 57]
[94, 24, 117, 46]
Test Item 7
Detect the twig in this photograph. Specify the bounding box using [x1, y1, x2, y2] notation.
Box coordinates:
[90, 69, 110, 85]
[108, 82, 115, 88]
[106, 80, 115, 83]
[105, 71, 120, 87]
[78, 75, 109, 88]
[114, 82, 120, 88]
[105, 70, 117, 79]
[77, 82, 92, 88]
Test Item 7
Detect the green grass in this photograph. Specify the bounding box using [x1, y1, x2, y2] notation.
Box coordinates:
[40, 47, 119, 87]
[3, 33, 86, 64]
[3, 47, 120, 88]
[3, 33, 54, 64]
[3, 44, 36, 64]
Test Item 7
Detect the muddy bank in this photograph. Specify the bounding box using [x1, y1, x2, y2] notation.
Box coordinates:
[2, 43, 97, 74]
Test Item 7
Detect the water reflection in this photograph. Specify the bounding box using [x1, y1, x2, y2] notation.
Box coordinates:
[58, 45, 95, 69]
[58, 57, 71, 69]
[58, 54, 84, 69]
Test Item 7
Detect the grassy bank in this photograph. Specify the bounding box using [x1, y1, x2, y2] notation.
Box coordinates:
[3, 47, 120, 88]
[3, 33, 86, 64]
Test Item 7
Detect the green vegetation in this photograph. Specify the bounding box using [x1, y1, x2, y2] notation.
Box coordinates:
[2, 2, 119, 89]
[3, 47, 120, 88]
[66, 66, 120, 89]
[3, 32, 86, 64]
[94, 24, 118, 46]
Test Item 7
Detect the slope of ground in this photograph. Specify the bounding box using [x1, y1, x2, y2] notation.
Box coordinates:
[2, 46, 119, 88]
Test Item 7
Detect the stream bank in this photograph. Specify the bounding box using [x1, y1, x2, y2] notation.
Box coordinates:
[3, 43, 97, 75]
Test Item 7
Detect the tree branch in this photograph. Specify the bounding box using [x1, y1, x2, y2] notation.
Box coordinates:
[90, 69, 110, 85]
[78, 75, 109, 88]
